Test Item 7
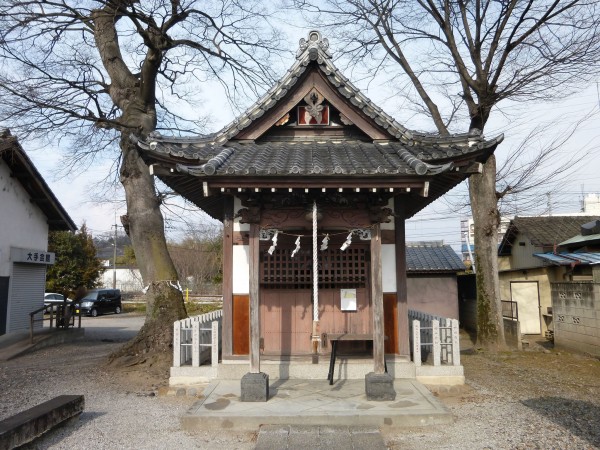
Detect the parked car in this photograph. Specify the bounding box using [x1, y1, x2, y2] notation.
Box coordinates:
[44, 293, 72, 311]
[78, 289, 122, 317]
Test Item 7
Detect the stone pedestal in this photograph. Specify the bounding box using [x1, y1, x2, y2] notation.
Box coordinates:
[365, 372, 396, 401]
[241, 372, 269, 402]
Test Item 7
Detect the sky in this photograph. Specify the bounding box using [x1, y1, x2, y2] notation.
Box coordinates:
[15, 23, 600, 251]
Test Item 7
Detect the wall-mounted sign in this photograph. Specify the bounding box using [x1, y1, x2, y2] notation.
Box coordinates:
[10, 247, 55, 265]
[340, 288, 357, 311]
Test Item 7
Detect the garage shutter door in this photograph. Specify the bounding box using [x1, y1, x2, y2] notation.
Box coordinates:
[8, 263, 46, 333]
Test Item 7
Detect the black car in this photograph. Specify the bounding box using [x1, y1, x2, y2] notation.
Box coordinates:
[78, 289, 122, 317]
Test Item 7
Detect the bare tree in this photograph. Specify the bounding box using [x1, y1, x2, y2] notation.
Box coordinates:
[294, 0, 600, 348]
[168, 223, 223, 295]
[0, 1, 281, 364]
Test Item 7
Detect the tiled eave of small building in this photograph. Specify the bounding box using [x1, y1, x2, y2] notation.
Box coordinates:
[499, 215, 600, 256]
[406, 242, 466, 273]
[533, 252, 600, 266]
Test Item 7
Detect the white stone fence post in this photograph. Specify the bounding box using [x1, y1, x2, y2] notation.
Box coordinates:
[409, 309, 460, 367]
[173, 310, 222, 368]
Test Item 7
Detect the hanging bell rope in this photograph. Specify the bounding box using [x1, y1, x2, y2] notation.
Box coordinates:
[312, 201, 319, 322]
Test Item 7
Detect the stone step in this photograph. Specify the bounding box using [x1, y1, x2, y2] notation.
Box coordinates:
[255, 425, 387, 450]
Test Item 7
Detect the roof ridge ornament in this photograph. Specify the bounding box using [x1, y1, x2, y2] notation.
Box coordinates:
[297, 30, 331, 60]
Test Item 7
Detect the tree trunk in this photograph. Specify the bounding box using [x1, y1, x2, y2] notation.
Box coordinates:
[468, 155, 506, 349]
[111, 135, 187, 362]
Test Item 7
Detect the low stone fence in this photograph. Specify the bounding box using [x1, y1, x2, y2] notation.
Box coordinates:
[408, 309, 460, 367]
[173, 310, 222, 368]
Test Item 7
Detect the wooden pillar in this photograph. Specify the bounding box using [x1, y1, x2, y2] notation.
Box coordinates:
[249, 223, 261, 373]
[371, 222, 385, 374]
[222, 197, 234, 357]
[394, 196, 410, 357]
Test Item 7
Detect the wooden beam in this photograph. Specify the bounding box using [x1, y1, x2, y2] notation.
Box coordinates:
[149, 164, 174, 177]
[249, 223, 261, 373]
[208, 178, 426, 190]
[221, 197, 234, 357]
[394, 197, 410, 357]
[370, 222, 385, 374]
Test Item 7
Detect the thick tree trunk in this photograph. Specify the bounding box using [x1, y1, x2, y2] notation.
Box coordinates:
[468, 155, 506, 349]
[111, 135, 187, 362]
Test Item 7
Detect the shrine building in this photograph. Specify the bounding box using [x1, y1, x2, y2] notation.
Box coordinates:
[135, 31, 502, 400]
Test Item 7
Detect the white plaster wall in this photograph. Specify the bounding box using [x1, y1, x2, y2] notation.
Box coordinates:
[382, 244, 397, 292]
[232, 245, 250, 294]
[233, 196, 249, 232]
[0, 162, 49, 277]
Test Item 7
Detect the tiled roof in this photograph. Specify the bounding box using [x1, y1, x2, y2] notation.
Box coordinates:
[406, 242, 465, 272]
[141, 30, 502, 149]
[499, 216, 600, 254]
[140, 140, 467, 177]
[133, 31, 503, 221]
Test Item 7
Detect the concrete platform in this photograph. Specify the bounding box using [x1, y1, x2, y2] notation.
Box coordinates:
[181, 378, 452, 431]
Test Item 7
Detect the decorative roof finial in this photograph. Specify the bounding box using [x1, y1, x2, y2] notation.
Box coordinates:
[297, 30, 331, 60]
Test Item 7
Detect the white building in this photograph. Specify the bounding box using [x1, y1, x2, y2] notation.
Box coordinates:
[0, 130, 76, 335]
[99, 261, 144, 293]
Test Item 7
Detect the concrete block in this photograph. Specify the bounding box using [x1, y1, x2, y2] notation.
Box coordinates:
[365, 372, 396, 401]
[241, 372, 269, 402]
[0, 395, 84, 450]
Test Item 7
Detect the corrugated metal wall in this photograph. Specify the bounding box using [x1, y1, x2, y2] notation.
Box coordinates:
[8, 263, 46, 333]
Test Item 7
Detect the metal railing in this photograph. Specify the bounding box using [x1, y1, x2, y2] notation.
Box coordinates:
[409, 309, 461, 367]
[173, 310, 222, 368]
[501, 300, 519, 321]
[29, 304, 82, 344]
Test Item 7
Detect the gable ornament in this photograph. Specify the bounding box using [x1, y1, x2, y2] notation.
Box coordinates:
[303, 88, 325, 124]
[297, 30, 331, 60]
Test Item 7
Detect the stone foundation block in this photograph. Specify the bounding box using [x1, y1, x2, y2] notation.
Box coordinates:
[365, 372, 396, 401]
[241, 372, 269, 402]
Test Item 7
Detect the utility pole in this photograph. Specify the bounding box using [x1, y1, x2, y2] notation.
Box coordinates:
[113, 213, 117, 289]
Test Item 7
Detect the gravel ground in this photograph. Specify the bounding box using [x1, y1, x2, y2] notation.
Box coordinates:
[1, 316, 599, 449]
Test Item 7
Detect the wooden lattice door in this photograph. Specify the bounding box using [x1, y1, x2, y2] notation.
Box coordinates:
[259, 245, 371, 355]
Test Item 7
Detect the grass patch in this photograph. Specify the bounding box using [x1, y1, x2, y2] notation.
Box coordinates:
[186, 302, 221, 316]
[122, 301, 221, 316]
[123, 302, 146, 314]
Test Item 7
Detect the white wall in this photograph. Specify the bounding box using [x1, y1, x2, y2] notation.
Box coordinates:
[232, 245, 250, 294]
[0, 161, 49, 276]
[382, 244, 396, 292]
[99, 267, 144, 292]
